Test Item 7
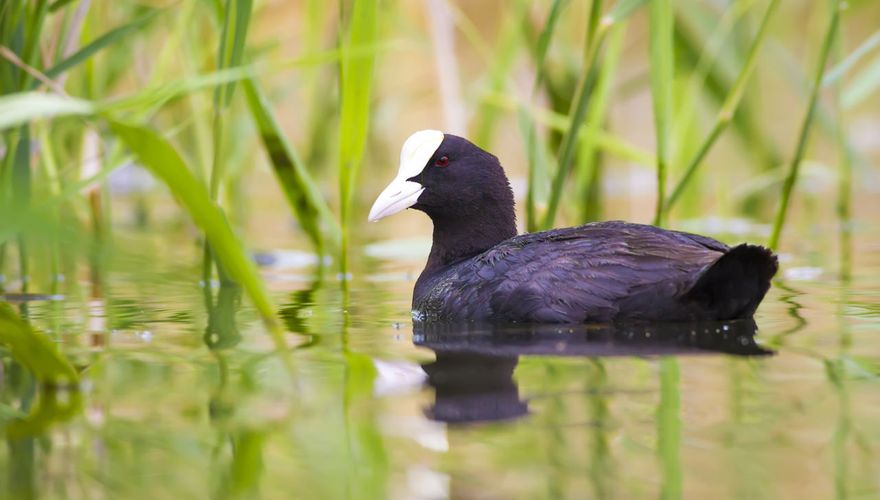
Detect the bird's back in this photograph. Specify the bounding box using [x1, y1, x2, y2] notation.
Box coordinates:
[413, 221, 777, 323]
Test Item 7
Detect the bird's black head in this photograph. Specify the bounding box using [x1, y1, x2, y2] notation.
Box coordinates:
[369, 131, 515, 222]
[369, 130, 518, 268]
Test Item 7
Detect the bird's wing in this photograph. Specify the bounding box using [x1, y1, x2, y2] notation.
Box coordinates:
[459, 222, 727, 322]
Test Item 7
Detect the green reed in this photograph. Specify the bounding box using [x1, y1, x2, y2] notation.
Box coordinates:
[203, 0, 252, 286]
[0, 302, 77, 385]
[523, 0, 566, 232]
[539, 0, 648, 230]
[768, 0, 842, 249]
[575, 23, 625, 223]
[648, 0, 674, 227]
[0, 0, 876, 354]
[337, 0, 379, 275]
[834, 86, 853, 283]
[665, 0, 780, 213]
[0, 3, 287, 347]
[540, 19, 604, 230]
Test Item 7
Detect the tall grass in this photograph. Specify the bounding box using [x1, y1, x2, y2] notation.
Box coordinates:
[523, 0, 566, 231]
[539, 0, 649, 230]
[0, 0, 876, 350]
[648, 0, 674, 226]
[337, 0, 379, 275]
[768, 0, 842, 249]
[664, 0, 780, 213]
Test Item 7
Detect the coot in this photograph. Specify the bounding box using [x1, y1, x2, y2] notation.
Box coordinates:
[369, 130, 778, 323]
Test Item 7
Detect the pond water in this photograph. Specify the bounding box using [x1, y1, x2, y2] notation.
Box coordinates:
[1, 225, 879, 499]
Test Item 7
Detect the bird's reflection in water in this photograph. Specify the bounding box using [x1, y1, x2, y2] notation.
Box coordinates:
[414, 319, 773, 425]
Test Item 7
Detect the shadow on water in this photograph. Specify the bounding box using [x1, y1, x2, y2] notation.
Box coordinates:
[415, 319, 772, 425]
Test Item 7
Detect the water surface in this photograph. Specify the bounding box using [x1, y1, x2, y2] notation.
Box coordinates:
[1, 228, 878, 499]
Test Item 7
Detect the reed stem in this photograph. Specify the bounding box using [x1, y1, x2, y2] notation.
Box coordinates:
[576, 24, 625, 223]
[832, 17, 852, 282]
[649, 0, 674, 226]
[524, 0, 566, 232]
[665, 0, 780, 213]
[768, 0, 841, 249]
[541, 22, 608, 230]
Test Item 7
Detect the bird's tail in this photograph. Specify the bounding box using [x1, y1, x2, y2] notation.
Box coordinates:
[684, 244, 778, 320]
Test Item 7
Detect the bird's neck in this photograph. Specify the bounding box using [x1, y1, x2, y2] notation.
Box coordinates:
[423, 200, 517, 274]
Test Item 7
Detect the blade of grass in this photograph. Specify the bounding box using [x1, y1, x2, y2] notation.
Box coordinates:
[210, 0, 252, 199]
[841, 53, 880, 109]
[0, 68, 256, 132]
[823, 29, 880, 87]
[539, 17, 607, 229]
[0, 90, 62, 127]
[39, 9, 160, 85]
[648, 0, 674, 226]
[243, 77, 340, 252]
[539, 63, 600, 229]
[768, 39, 869, 174]
[664, 0, 780, 212]
[608, 0, 648, 22]
[0, 302, 78, 385]
[520, 106, 551, 231]
[12, 127, 31, 294]
[575, 23, 625, 222]
[108, 120, 286, 348]
[768, 0, 841, 249]
[586, 0, 604, 51]
[833, 23, 852, 282]
[218, 0, 252, 107]
[669, 0, 754, 194]
[18, 0, 49, 89]
[0, 45, 68, 95]
[484, 92, 655, 166]
[48, 0, 78, 12]
[524, 0, 567, 231]
[539, 0, 649, 229]
[674, 6, 782, 174]
[338, 0, 378, 273]
[204, 0, 253, 287]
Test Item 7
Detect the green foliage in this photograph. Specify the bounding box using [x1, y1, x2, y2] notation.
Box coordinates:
[0, 302, 77, 385]
[769, 1, 842, 249]
[539, 0, 648, 230]
[0, 0, 875, 356]
[40, 9, 160, 84]
[338, 0, 379, 270]
[243, 78, 340, 252]
[0, 92, 94, 130]
[665, 0, 781, 213]
[648, 0, 674, 226]
[108, 121, 285, 345]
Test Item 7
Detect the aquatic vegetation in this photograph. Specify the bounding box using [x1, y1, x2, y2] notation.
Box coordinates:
[0, 1, 878, 496]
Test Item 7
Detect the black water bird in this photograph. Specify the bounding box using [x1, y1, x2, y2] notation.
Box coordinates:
[369, 130, 778, 323]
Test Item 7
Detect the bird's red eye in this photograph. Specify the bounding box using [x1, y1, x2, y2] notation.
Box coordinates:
[435, 156, 449, 167]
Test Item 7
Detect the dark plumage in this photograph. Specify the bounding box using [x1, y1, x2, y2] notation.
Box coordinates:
[370, 131, 778, 323]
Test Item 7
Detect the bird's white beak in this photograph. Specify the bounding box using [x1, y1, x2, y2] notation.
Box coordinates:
[368, 179, 425, 222]
[368, 129, 444, 222]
